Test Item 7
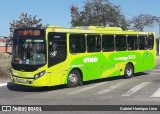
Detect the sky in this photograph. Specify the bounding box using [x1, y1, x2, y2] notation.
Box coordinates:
[0, 0, 160, 37]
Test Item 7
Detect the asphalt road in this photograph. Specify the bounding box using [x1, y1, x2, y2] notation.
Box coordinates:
[1, 62, 160, 114]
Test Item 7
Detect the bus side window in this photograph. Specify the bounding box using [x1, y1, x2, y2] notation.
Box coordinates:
[87, 35, 101, 52]
[127, 36, 138, 51]
[138, 36, 147, 50]
[49, 42, 58, 57]
[48, 32, 67, 67]
[69, 34, 86, 53]
[102, 35, 114, 52]
[115, 35, 127, 51]
[147, 35, 154, 50]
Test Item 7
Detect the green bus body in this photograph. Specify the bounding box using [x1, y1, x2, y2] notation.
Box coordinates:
[10, 26, 156, 87]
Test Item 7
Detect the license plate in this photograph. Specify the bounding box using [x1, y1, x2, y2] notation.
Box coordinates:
[18, 79, 26, 83]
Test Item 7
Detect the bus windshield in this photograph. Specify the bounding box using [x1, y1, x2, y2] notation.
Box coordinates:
[12, 38, 46, 65]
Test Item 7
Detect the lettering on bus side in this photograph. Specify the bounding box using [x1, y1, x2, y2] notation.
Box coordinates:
[114, 55, 136, 61]
[83, 57, 98, 63]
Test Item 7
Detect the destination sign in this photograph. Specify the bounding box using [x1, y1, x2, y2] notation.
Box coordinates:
[16, 30, 43, 36]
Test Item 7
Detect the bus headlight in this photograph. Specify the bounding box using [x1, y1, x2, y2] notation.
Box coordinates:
[34, 70, 46, 80]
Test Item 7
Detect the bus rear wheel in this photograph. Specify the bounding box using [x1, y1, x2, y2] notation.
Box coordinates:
[67, 70, 82, 87]
[124, 63, 134, 79]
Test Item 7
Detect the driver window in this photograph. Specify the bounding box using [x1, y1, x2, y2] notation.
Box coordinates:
[49, 42, 58, 57]
[48, 32, 67, 67]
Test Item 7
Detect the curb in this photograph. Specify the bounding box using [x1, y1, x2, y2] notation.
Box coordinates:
[0, 83, 7, 87]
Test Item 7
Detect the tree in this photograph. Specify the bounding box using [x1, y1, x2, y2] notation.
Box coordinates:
[9, 13, 43, 37]
[130, 13, 160, 31]
[70, 0, 129, 30]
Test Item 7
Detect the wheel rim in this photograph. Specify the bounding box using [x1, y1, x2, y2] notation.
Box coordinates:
[127, 68, 132, 76]
[68, 73, 78, 84]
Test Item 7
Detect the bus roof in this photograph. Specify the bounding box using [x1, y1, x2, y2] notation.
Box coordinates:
[47, 25, 154, 35]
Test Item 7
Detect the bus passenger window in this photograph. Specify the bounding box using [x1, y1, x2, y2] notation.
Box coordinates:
[87, 35, 101, 52]
[138, 36, 147, 50]
[115, 35, 127, 51]
[69, 34, 86, 53]
[127, 36, 138, 51]
[102, 35, 114, 52]
[147, 35, 154, 50]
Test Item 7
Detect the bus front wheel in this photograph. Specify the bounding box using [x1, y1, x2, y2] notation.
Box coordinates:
[67, 70, 82, 87]
[124, 63, 134, 79]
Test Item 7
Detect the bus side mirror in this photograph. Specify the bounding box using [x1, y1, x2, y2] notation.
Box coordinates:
[5, 40, 12, 55]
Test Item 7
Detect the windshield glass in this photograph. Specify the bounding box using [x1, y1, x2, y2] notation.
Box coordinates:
[12, 38, 46, 65]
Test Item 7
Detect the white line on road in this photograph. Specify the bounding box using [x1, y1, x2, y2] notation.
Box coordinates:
[122, 82, 151, 96]
[96, 82, 126, 95]
[0, 83, 7, 87]
[150, 88, 160, 97]
[68, 82, 108, 95]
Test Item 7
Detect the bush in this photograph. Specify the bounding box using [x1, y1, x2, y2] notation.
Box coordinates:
[0, 53, 11, 78]
[0, 67, 10, 78]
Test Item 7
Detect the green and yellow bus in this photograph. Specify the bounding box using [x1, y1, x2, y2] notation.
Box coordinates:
[9, 26, 156, 87]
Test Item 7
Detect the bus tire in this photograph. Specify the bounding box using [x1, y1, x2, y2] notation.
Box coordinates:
[124, 63, 134, 79]
[67, 70, 81, 87]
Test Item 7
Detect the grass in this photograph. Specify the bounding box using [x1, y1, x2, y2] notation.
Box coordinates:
[0, 53, 11, 78]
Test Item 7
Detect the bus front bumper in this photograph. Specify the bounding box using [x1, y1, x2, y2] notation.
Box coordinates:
[10, 73, 50, 87]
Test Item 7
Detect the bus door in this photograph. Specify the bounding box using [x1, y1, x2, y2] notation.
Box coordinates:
[48, 32, 67, 86]
[84, 56, 100, 80]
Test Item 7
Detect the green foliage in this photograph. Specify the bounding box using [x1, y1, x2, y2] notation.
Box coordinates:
[70, 0, 129, 30]
[9, 13, 43, 37]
